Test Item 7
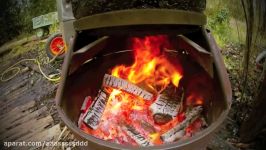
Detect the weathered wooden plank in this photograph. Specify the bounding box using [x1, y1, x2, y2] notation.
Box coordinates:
[0, 106, 48, 134]
[1, 77, 29, 96]
[0, 101, 36, 123]
[1, 115, 53, 141]
[18, 124, 61, 143]
[0, 70, 29, 92]
[0, 85, 30, 114]
[4, 85, 29, 101]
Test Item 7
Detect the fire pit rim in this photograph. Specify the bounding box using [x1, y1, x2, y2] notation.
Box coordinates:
[55, 29, 232, 149]
[73, 9, 207, 31]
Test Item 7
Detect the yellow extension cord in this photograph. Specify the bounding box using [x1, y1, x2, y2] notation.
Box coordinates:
[0, 58, 61, 82]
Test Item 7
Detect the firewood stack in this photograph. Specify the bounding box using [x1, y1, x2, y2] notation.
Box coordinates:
[78, 74, 207, 146]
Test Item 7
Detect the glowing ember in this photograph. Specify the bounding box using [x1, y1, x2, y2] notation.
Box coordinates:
[79, 35, 209, 146]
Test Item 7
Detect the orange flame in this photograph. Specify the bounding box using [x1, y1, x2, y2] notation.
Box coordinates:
[111, 35, 183, 93]
[80, 35, 186, 145]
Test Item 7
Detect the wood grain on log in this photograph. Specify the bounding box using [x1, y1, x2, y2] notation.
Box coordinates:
[103, 74, 153, 100]
[122, 125, 153, 147]
[83, 89, 109, 130]
[161, 106, 202, 142]
[150, 94, 180, 118]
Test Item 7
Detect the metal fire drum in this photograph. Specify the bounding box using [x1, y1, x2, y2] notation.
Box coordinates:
[55, 0, 232, 149]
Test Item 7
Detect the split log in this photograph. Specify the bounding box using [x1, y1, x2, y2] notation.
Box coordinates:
[161, 106, 203, 143]
[150, 86, 183, 125]
[150, 94, 181, 118]
[83, 89, 109, 130]
[103, 74, 153, 100]
[122, 125, 153, 147]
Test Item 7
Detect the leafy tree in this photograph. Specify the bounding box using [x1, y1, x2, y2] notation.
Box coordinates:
[0, 0, 22, 45]
[0, 0, 56, 45]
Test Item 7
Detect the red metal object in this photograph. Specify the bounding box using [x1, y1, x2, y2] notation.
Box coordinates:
[49, 36, 65, 55]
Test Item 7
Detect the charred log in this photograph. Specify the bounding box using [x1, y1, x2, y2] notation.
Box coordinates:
[83, 89, 109, 130]
[103, 74, 153, 100]
[150, 94, 181, 118]
[122, 125, 153, 147]
[161, 106, 203, 142]
[150, 87, 183, 124]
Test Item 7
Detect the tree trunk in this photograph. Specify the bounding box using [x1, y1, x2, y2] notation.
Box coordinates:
[241, 0, 253, 91]
[240, 74, 266, 142]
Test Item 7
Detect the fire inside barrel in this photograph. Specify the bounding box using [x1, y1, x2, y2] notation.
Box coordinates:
[79, 35, 211, 146]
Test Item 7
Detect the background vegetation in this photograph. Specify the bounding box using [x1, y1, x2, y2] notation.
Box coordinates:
[0, 0, 56, 45]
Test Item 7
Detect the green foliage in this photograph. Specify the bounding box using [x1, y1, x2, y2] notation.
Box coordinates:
[207, 8, 232, 47]
[49, 23, 60, 35]
[0, 0, 22, 45]
[19, 0, 57, 33]
[0, 0, 56, 45]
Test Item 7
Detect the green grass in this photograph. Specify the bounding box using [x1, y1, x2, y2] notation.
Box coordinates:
[206, 0, 246, 48]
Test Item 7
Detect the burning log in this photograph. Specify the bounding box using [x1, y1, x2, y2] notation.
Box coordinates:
[150, 94, 181, 117]
[122, 125, 153, 147]
[103, 74, 153, 101]
[134, 119, 158, 135]
[150, 90, 183, 124]
[83, 89, 109, 130]
[161, 106, 203, 143]
[78, 96, 93, 128]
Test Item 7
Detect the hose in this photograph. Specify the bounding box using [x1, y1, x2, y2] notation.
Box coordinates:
[0, 41, 66, 83]
[0, 58, 61, 82]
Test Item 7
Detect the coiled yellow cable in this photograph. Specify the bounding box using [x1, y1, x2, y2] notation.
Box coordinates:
[1, 59, 61, 82]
